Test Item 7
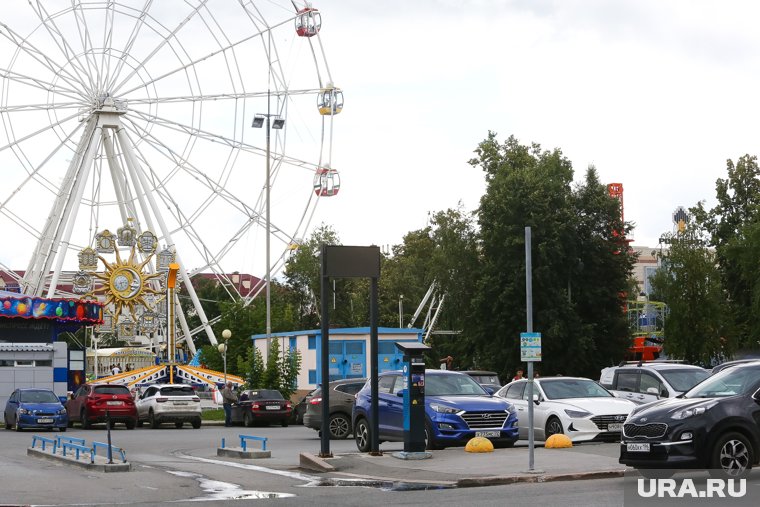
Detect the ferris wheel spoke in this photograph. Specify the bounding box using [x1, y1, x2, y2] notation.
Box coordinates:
[25, 2, 97, 93]
[0, 109, 80, 156]
[0, 101, 81, 113]
[70, 0, 102, 92]
[99, 0, 117, 92]
[110, 0, 210, 96]
[125, 88, 322, 106]
[0, 66, 85, 104]
[127, 108, 318, 171]
[105, 0, 154, 92]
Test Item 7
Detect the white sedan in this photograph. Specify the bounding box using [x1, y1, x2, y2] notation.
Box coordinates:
[495, 377, 636, 442]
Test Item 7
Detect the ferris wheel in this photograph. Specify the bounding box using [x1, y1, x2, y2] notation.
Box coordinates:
[0, 1, 342, 353]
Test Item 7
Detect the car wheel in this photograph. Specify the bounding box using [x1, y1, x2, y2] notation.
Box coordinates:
[136, 419, 144, 428]
[244, 411, 253, 428]
[545, 416, 564, 439]
[67, 418, 73, 428]
[424, 422, 443, 450]
[81, 409, 91, 429]
[175, 422, 184, 429]
[328, 413, 350, 439]
[149, 410, 160, 429]
[281, 419, 289, 427]
[14, 416, 22, 432]
[4, 415, 11, 430]
[638, 469, 674, 479]
[191, 418, 201, 429]
[354, 417, 371, 453]
[710, 432, 754, 478]
[126, 419, 136, 430]
[59, 426, 67, 433]
[295, 410, 303, 425]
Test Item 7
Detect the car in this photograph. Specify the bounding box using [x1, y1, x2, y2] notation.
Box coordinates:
[4, 388, 68, 432]
[303, 378, 367, 439]
[230, 389, 292, 427]
[291, 389, 316, 425]
[352, 369, 519, 451]
[66, 383, 137, 429]
[711, 358, 760, 375]
[599, 361, 709, 405]
[495, 377, 636, 442]
[619, 361, 760, 478]
[135, 384, 202, 429]
[461, 371, 502, 393]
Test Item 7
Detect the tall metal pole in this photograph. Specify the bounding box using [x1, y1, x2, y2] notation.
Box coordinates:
[319, 245, 331, 457]
[370, 277, 380, 454]
[265, 111, 271, 345]
[525, 227, 535, 471]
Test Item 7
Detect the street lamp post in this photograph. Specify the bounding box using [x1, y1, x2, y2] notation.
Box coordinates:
[220, 329, 231, 385]
[252, 105, 284, 347]
[398, 295, 404, 328]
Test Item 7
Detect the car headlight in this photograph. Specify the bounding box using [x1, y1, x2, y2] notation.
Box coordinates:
[430, 403, 460, 414]
[18, 408, 29, 415]
[57, 408, 67, 415]
[671, 406, 707, 420]
[564, 409, 591, 418]
[506, 404, 518, 415]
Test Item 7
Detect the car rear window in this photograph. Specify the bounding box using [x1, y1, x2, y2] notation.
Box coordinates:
[94, 385, 130, 395]
[160, 386, 195, 396]
[659, 369, 709, 392]
[19, 390, 60, 403]
[246, 390, 284, 400]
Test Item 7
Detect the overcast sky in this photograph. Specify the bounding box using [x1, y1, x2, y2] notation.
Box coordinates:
[318, 0, 760, 250]
[2, 0, 759, 279]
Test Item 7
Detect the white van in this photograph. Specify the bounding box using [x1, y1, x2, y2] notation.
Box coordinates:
[599, 362, 709, 405]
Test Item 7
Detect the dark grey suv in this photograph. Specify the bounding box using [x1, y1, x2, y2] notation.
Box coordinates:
[304, 378, 367, 439]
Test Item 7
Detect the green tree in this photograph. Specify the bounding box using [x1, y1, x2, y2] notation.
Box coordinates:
[650, 229, 733, 364]
[239, 345, 265, 389]
[279, 347, 302, 399]
[262, 338, 281, 389]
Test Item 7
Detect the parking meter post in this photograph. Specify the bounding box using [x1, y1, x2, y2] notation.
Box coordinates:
[396, 342, 431, 453]
[318, 245, 332, 458]
[369, 277, 380, 455]
[106, 409, 113, 464]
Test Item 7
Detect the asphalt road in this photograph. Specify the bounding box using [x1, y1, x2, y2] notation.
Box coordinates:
[0, 423, 624, 506]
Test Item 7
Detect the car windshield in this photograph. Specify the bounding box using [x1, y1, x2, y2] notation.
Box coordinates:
[659, 369, 709, 392]
[94, 385, 130, 395]
[246, 390, 284, 400]
[425, 374, 488, 396]
[540, 379, 612, 399]
[685, 366, 760, 398]
[19, 390, 59, 403]
[160, 386, 195, 396]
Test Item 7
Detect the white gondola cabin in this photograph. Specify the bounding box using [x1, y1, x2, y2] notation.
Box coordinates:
[295, 7, 321, 37]
[317, 85, 343, 115]
[313, 166, 340, 196]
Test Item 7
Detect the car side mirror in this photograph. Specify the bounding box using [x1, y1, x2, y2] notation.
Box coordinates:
[396, 389, 406, 398]
[646, 387, 659, 395]
[533, 394, 540, 405]
[484, 386, 495, 395]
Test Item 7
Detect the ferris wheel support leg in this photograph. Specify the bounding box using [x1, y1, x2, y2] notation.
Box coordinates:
[25, 118, 98, 295]
[174, 293, 197, 356]
[46, 120, 103, 297]
[115, 127, 219, 347]
[102, 130, 137, 225]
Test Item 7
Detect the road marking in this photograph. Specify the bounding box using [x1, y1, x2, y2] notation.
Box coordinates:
[174, 451, 318, 482]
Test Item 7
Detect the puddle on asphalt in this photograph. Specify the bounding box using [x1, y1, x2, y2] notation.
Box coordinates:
[167, 470, 295, 501]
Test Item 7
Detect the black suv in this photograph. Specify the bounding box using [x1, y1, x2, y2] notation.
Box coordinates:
[619, 362, 760, 477]
[304, 378, 366, 439]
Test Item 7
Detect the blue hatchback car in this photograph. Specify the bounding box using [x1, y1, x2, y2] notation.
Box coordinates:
[353, 369, 519, 451]
[4, 388, 68, 432]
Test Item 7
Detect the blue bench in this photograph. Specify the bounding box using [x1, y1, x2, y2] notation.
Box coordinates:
[92, 441, 127, 463]
[239, 434, 267, 452]
[61, 442, 94, 463]
[31, 435, 57, 452]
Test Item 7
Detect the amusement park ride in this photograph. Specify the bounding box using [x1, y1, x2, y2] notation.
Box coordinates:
[0, 2, 341, 391]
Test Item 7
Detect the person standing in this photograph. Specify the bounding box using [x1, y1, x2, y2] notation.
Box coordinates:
[512, 368, 524, 381]
[221, 381, 237, 427]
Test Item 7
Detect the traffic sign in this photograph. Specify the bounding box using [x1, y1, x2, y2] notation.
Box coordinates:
[520, 332, 542, 362]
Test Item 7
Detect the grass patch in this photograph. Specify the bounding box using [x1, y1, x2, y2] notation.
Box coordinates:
[202, 408, 225, 421]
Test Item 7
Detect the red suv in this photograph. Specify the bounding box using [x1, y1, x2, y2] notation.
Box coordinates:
[66, 383, 137, 429]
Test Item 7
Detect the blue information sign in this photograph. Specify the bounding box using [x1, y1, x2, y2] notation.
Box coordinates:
[520, 332, 542, 362]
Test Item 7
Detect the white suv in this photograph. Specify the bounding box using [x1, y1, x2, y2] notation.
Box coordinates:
[135, 384, 202, 428]
[599, 362, 709, 405]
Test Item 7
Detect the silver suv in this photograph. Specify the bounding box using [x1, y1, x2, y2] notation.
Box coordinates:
[135, 384, 202, 428]
[599, 362, 709, 405]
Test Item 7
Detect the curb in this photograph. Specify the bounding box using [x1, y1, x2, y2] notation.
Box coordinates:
[300, 452, 336, 472]
[456, 469, 624, 488]
[27, 448, 132, 472]
[217, 447, 271, 459]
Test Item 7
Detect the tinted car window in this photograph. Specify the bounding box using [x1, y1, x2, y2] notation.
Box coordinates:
[160, 386, 195, 396]
[246, 390, 284, 400]
[471, 375, 500, 385]
[378, 375, 396, 394]
[685, 366, 760, 398]
[19, 390, 59, 403]
[505, 382, 525, 400]
[659, 369, 709, 392]
[615, 371, 638, 392]
[94, 385, 130, 395]
[335, 383, 364, 395]
[639, 372, 663, 394]
[426, 374, 486, 396]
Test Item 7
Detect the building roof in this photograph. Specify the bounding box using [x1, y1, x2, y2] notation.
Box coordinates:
[250, 327, 424, 341]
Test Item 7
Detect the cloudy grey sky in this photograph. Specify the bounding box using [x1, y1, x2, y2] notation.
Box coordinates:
[319, 0, 760, 249]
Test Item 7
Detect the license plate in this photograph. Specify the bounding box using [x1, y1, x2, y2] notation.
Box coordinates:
[265, 405, 280, 411]
[608, 423, 623, 432]
[174, 401, 188, 406]
[627, 443, 650, 452]
[106, 400, 123, 406]
[37, 418, 54, 424]
[475, 431, 500, 438]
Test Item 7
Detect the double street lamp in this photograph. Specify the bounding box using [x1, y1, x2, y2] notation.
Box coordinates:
[219, 328, 231, 384]
[252, 109, 284, 346]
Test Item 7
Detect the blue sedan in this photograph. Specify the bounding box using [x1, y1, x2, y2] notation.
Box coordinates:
[4, 388, 68, 431]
